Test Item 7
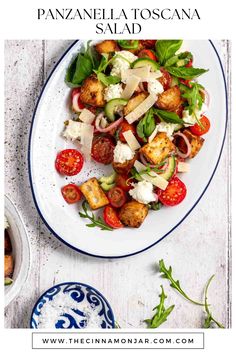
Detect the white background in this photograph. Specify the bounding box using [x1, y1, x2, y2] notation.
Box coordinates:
[1, 0, 235, 353]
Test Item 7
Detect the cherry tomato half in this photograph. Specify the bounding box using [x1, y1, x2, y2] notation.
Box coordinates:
[138, 49, 157, 61]
[159, 68, 172, 91]
[71, 88, 85, 110]
[118, 122, 136, 143]
[185, 58, 193, 68]
[190, 116, 210, 136]
[158, 176, 187, 206]
[61, 184, 82, 204]
[55, 149, 84, 176]
[107, 187, 127, 208]
[115, 174, 133, 192]
[103, 206, 124, 229]
[91, 135, 115, 165]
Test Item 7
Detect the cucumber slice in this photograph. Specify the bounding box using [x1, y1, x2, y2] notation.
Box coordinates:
[132, 58, 160, 71]
[100, 182, 115, 191]
[176, 59, 186, 67]
[5, 277, 13, 286]
[104, 98, 128, 122]
[99, 172, 116, 185]
[159, 156, 176, 181]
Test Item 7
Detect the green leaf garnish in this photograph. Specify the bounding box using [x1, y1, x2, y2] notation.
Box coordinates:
[79, 201, 113, 231]
[203, 275, 225, 328]
[144, 285, 175, 328]
[159, 259, 205, 306]
[136, 109, 156, 142]
[165, 66, 208, 80]
[155, 40, 183, 65]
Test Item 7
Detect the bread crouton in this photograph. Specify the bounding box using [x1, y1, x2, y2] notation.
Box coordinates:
[140, 132, 176, 165]
[119, 200, 148, 228]
[4, 255, 14, 278]
[80, 75, 105, 107]
[112, 153, 138, 175]
[80, 178, 109, 210]
[124, 93, 147, 116]
[156, 86, 182, 112]
[182, 129, 204, 158]
[96, 40, 119, 54]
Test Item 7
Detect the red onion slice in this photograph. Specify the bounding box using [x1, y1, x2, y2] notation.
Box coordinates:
[95, 113, 123, 133]
[139, 153, 168, 171]
[72, 93, 83, 113]
[174, 132, 192, 158]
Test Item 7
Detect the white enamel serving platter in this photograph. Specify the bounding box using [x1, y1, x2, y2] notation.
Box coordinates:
[29, 40, 227, 258]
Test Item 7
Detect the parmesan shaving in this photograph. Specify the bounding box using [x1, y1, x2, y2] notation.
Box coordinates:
[125, 94, 157, 124]
[122, 66, 150, 83]
[148, 125, 158, 143]
[79, 109, 95, 124]
[178, 161, 190, 173]
[147, 70, 163, 80]
[134, 160, 168, 190]
[121, 75, 140, 99]
[80, 123, 94, 160]
[123, 130, 141, 151]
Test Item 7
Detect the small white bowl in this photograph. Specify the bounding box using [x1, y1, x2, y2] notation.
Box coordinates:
[4, 195, 31, 307]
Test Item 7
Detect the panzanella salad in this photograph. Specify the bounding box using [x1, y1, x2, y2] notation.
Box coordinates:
[55, 40, 210, 230]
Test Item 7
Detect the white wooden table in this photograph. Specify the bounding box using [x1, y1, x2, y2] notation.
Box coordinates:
[4, 40, 231, 328]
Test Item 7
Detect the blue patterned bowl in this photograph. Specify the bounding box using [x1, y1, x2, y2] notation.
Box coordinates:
[30, 282, 115, 329]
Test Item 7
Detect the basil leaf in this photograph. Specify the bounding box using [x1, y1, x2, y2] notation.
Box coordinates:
[153, 109, 183, 125]
[85, 42, 100, 70]
[97, 73, 121, 86]
[136, 109, 156, 141]
[165, 66, 208, 80]
[164, 55, 179, 67]
[156, 40, 183, 65]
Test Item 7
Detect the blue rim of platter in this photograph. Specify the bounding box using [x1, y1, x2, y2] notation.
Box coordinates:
[30, 281, 115, 329]
[28, 40, 228, 259]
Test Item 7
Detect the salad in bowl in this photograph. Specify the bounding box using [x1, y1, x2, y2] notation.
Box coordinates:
[55, 39, 210, 230]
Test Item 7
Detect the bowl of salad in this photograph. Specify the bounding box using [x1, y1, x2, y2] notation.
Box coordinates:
[4, 195, 31, 306]
[29, 39, 227, 257]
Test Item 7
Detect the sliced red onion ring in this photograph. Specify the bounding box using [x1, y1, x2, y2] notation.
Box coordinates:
[174, 132, 192, 159]
[72, 93, 83, 113]
[138, 82, 145, 92]
[95, 113, 123, 133]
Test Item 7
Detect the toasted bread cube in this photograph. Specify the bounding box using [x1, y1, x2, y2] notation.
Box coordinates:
[123, 93, 147, 116]
[80, 178, 109, 210]
[80, 75, 105, 107]
[119, 201, 148, 228]
[156, 86, 182, 112]
[183, 129, 205, 158]
[96, 40, 119, 54]
[4, 255, 14, 278]
[112, 153, 138, 175]
[141, 132, 176, 165]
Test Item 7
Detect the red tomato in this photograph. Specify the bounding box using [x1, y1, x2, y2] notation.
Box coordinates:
[140, 40, 156, 49]
[115, 174, 133, 192]
[118, 122, 136, 143]
[107, 187, 127, 208]
[158, 177, 187, 206]
[185, 58, 193, 67]
[179, 78, 192, 88]
[55, 149, 84, 176]
[190, 116, 210, 136]
[71, 88, 85, 110]
[91, 135, 115, 165]
[175, 105, 184, 118]
[159, 68, 172, 90]
[138, 49, 157, 61]
[103, 206, 124, 229]
[61, 184, 82, 204]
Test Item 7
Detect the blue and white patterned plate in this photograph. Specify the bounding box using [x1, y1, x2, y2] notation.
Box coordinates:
[30, 282, 115, 329]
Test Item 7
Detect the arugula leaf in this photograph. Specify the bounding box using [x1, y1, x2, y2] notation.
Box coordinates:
[129, 161, 167, 183]
[203, 275, 225, 328]
[159, 259, 205, 306]
[97, 73, 121, 86]
[165, 66, 208, 80]
[136, 109, 156, 142]
[180, 82, 204, 115]
[149, 201, 162, 211]
[155, 40, 183, 65]
[153, 108, 184, 125]
[79, 201, 113, 231]
[144, 285, 175, 328]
